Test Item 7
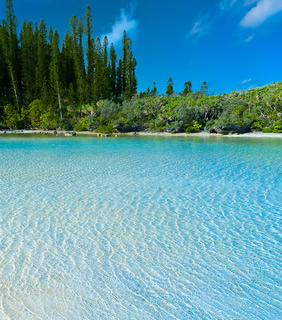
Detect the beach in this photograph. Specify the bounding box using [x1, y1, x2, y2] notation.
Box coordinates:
[0, 129, 281, 138]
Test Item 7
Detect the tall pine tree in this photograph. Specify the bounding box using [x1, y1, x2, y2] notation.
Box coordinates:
[166, 77, 174, 96]
[0, 23, 10, 107]
[122, 31, 137, 99]
[109, 43, 116, 97]
[21, 20, 36, 102]
[116, 57, 122, 97]
[84, 5, 94, 102]
[0, 0, 20, 109]
[70, 15, 85, 112]
[61, 31, 76, 96]
[102, 36, 110, 99]
[93, 37, 103, 101]
[49, 30, 63, 122]
[35, 19, 49, 98]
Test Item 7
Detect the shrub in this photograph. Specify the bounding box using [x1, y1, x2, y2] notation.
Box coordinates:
[4, 104, 29, 129]
[29, 100, 44, 128]
[73, 119, 89, 131]
[39, 110, 60, 129]
[185, 126, 199, 133]
[94, 124, 115, 133]
[185, 121, 202, 133]
[251, 121, 263, 130]
[262, 127, 273, 133]
[98, 100, 120, 121]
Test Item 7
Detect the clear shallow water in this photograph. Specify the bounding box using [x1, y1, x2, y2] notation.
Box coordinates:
[0, 135, 281, 320]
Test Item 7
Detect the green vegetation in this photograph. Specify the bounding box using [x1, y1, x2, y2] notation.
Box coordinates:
[121, 83, 281, 134]
[0, 0, 281, 134]
[0, 0, 137, 130]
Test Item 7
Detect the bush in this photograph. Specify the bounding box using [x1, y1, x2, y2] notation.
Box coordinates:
[4, 104, 29, 129]
[185, 120, 202, 133]
[94, 124, 115, 133]
[73, 119, 89, 131]
[205, 119, 216, 129]
[185, 126, 199, 133]
[262, 127, 273, 133]
[251, 121, 264, 130]
[261, 120, 282, 133]
[29, 99, 44, 128]
[61, 122, 73, 131]
[40, 111, 60, 130]
[121, 96, 146, 124]
[149, 119, 166, 132]
[272, 120, 282, 133]
[98, 100, 120, 121]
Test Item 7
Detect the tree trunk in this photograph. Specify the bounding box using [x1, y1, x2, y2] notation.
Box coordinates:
[9, 66, 19, 111]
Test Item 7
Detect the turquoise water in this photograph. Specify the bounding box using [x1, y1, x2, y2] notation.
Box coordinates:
[0, 135, 281, 319]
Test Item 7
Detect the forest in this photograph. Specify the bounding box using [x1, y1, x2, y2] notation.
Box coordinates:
[0, 0, 281, 134]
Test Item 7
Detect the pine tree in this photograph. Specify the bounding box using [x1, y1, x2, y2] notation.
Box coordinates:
[151, 82, 157, 96]
[61, 31, 75, 92]
[69, 15, 78, 94]
[93, 37, 103, 100]
[33, 22, 38, 66]
[183, 81, 192, 96]
[35, 19, 49, 98]
[49, 29, 63, 122]
[200, 81, 207, 95]
[122, 31, 127, 93]
[70, 15, 85, 112]
[122, 30, 136, 99]
[70, 15, 78, 47]
[84, 5, 94, 101]
[122, 30, 131, 96]
[102, 36, 110, 99]
[77, 17, 85, 105]
[109, 43, 116, 97]
[166, 77, 174, 96]
[0, 0, 20, 109]
[122, 31, 137, 99]
[21, 20, 36, 101]
[0, 24, 10, 106]
[187, 80, 192, 93]
[48, 26, 53, 44]
[116, 57, 122, 96]
[130, 54, 137, 97]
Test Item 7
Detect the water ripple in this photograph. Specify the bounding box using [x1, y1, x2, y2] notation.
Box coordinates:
[0, 136, 281, 319]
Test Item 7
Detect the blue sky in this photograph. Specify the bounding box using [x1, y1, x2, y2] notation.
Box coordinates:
[1, 0, 282, 94]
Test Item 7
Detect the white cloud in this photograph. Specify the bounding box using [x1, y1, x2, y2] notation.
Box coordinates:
[189, 15, 210, 38]
[241, 0, 282, 27]
[189, 21, 202, 36]
[101, 7, 138, 44]
[242, 78, 252, 84]
[219, 0, 238, 11]
[245, 34, 254, 41]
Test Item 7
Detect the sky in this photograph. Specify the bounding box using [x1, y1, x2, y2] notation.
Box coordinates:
[1, 0, 282, 94]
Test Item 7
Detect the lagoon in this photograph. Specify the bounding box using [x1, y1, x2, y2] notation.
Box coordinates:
[0, 135, 281, 319]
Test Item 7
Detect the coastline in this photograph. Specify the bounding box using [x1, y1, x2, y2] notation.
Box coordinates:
[0, 129, 281, 138]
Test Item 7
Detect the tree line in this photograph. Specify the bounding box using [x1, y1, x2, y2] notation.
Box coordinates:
[0, 0, 137, 128]
[0, 0, 281, 134]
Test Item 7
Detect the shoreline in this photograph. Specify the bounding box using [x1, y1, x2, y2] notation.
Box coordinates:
[0, 129, 282, 138]
[0, 129, 281, 138]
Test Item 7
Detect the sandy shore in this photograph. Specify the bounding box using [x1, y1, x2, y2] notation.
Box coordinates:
[124, 131, 282, 138]
[0, 129, 281, 138]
